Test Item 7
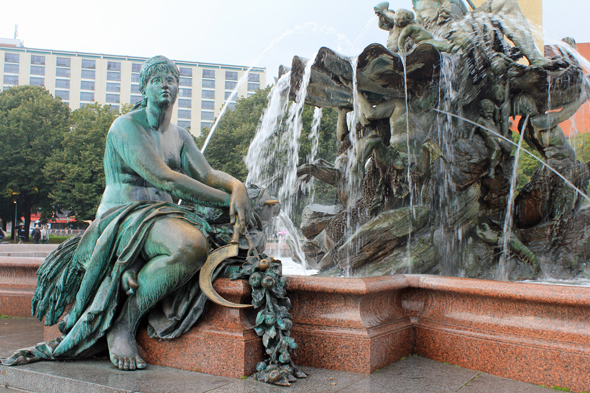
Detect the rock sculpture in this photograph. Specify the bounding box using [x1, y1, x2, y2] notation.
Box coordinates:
[290, 1, 590, 280]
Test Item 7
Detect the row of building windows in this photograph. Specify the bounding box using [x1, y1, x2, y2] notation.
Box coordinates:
[119, 97, 206, 109]
[77, 92, 121, 103]
[1, 91, 230, 132]
[5, 53, 261, 82]
[170, 119, 251, 132]
[3, 77, 248, 107]
[2, 82, 234, 114]
[5, 60, 260, 97]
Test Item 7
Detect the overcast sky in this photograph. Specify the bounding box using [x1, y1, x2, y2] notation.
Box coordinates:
[2, 0, 589, 84]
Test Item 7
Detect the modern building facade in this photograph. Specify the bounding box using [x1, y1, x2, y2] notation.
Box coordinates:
[0, 39, 266, 136]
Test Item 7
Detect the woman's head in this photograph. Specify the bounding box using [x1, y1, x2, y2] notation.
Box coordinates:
[133, 56, 180, 110]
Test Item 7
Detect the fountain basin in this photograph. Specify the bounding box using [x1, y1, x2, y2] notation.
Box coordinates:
[1, 257, 589, 391]
[0, 257, 43, 317]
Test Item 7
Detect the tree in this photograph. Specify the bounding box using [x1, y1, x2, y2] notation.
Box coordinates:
[196, 86, 340, 228]
[44, 103, 132, 221]
[297, 105, 340, 206]
[571, 132, 590, 164]
[197, 87, 272, 181]
[0, 86, 70, 239]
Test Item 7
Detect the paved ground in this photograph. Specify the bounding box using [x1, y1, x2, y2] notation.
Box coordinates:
[0, 317, 557, 393]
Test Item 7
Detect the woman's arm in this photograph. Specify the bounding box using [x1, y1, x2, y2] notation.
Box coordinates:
[179, 129, 252, 233]
[110, 118, 230, 208]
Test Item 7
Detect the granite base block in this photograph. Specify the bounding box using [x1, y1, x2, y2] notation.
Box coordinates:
[411, 275, 590, 392]
[136, 279, 264, 379]
[3, 253, 590, 391]
[287, 275, 413, 373]
[0, 257, 42, 317]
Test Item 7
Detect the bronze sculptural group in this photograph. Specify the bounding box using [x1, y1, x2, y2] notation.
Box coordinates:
[291, 0, 590, 280]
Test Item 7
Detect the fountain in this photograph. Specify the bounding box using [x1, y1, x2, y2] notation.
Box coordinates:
[262, 1, 590, 282]
[2, 1, 590, 391]
[238, 1, 590, 390]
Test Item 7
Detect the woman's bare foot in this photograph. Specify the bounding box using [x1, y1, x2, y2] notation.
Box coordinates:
[106, 320, 146, 371]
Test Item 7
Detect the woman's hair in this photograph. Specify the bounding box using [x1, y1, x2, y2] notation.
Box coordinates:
[131, 55, 180, 111]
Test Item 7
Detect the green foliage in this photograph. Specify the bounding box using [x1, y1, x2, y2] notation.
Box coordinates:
[550, 386, 571, 391]
[44, 103, 121, 221]
[0, 86, 70, 234]
[570, 132, 590, 164]
[197, 87, 272, 182]
[196, 87, 340, 227]
[511, 131, 542, 191]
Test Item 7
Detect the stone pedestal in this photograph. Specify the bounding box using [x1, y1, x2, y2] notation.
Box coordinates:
[136, 279, 264, 378]
[287, 275, 414, 374]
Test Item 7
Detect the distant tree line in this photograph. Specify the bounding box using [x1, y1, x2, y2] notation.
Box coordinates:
[0, 85, 133, 239]
[0, 84, 341, 238]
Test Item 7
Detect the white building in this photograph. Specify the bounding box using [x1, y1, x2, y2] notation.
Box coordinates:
[0, 38, 266, 136]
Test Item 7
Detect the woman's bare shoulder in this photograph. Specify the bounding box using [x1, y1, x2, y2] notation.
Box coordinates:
[109, 110, 147, 138]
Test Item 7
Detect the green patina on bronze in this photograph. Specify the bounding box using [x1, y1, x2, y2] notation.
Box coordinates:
[230, 255, 307, 386]
[0, 56, 295, 386]
[290, 1, 590, 280]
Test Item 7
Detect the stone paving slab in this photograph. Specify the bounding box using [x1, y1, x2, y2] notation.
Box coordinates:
[0, 318, 44, 359]
[456, 372, 557, 393]
[208, 365, 366, 393]
[0, 317, 559, 393]
[336, 356, 478, 393]
[1, 360, 237, 393]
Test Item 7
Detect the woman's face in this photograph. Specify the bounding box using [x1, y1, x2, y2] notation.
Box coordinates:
[144, 69, 179, 108]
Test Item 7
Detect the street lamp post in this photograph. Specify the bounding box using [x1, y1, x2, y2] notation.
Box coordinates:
[13, 200, 17, 243]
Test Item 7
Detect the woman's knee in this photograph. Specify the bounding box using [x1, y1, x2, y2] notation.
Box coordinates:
[171, 231, 209, 267]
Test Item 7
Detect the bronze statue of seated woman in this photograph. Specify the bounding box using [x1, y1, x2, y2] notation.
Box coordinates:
[1, 56, 277, 371]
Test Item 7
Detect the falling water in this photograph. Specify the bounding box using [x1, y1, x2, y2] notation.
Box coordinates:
[399, 53, 415, 272]
[303, 107, 323, 201]
[245, 73, 291, 189]
[347, 55, 362, 191]
[244, 56, 316, 268]
[342, 55, 364, 277]
[276, 54, 316, 217]
[433, 53, 462, 275]
[278, 211, 308, 269]
[498, 115, 529, 281]
[434, 109, 590, 205]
